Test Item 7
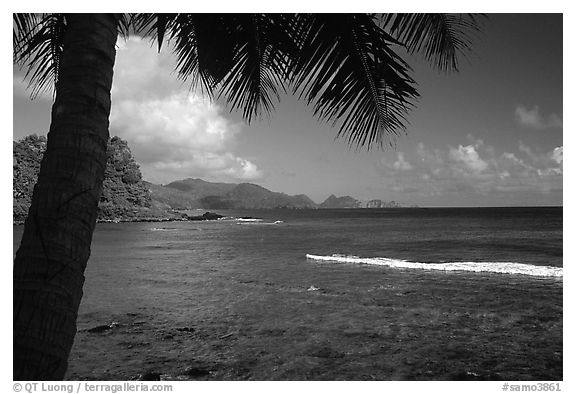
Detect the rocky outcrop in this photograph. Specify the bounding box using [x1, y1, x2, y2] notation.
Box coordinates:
[319, 194, 362, 209]
[185, 212, 224, 221]
[366, 199, 401, 208]
[365, 199, 418, 208]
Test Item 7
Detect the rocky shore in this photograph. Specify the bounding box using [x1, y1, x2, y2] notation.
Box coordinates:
[95, 211, 224, 224]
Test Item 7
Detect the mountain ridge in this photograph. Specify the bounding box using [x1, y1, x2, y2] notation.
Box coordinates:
[151, 178, 417, 210]
[150, 178, 319, 210]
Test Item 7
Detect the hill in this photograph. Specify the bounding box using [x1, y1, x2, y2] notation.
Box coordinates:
[151, 179, 319, 210]
[164, 178, 237, 198]
[144, 181, 202, 210]
[13, 135, 174, 223]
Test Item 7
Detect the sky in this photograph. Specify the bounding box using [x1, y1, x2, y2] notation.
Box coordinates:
[12, 13, 564, 207]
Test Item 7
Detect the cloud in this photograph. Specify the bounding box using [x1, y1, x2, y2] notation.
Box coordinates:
[109, 36, 262, 184]
[377, 136, 562, 205]
[518, 141, 534, 158]
[392, 152, 412, 170]
[143, 152, 262, 182]
[112, 93, 240, 156]
[223, 157, 263, 179]
[550, 146, 562, 164]
[515, 105, 562, 129]
[448, 144, 488, 173]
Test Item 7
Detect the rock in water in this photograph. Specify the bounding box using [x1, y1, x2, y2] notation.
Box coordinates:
[86, 324, 113, 333]
[202, 211, 224, 220]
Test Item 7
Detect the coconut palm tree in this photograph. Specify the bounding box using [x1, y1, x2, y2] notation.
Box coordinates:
[13, 13, 482, 380]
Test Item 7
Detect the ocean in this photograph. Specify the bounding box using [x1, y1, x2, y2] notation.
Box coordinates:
[12, 207, 563, 380]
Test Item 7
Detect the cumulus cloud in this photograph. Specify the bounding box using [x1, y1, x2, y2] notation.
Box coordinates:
[515, 105, 562, 129]
[143, 152, 262, 182]
[448, 144, 488, 173]
[109, 36, 262, 184]
[377, 136, 563, 205]
[392, 152, 413, 170]
[550, 146, 563, 164]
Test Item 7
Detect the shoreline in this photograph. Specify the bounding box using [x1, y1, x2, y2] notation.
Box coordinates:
[13, 211, 226, 226]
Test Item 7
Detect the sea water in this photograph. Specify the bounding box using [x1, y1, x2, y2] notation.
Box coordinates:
[12, 207, 563, 379]
[12, 207, 563, 312]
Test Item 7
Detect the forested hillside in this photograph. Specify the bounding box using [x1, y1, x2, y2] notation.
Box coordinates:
[13, 135, 169, 223]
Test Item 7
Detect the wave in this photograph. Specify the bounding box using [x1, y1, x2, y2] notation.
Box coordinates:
[305, 254, 563, 278]
[235, 219, 284, 225]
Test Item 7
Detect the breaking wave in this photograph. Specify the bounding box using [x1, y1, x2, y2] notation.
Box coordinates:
[305, 254, 563, 278]
[235, 219, 283, 225]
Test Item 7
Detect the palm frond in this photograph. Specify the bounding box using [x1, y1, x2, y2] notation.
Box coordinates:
[169, 14, 230, 96]
[132, 13, 178, 51]
[136, 13, 297, 122]
[382, 13, 484, 73]
[117, 14, 133, 41]
[13, 13, 66, 100]
[215, 14, 296, 123]
[13, 13, 39, 56]
[290, 14, 419, 148]
[133, 13, 224, 96]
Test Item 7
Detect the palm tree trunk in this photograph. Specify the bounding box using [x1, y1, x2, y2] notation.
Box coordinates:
[13, 14, 119, 380]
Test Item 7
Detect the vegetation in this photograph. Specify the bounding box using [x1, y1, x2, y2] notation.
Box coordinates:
[13, 135, 167, 223]
[13, 134, 47, 222]
[98, 137, 153, 221]
[151, 178, 317, 210]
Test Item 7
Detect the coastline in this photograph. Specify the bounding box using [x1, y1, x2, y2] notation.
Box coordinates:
[13, 211, 225, 226]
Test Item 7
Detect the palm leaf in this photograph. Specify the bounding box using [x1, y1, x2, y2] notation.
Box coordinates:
[117, 14, 133, 41]
[13, 13, 39, 56]
[214, 14, 296, 123]
[134, 13, 227, 96]
[382, 13, 484, 73]
[13, 13, 66, 99]
[138, 13, 297, 122]
[132, 13, 178, 51]
[171, 14, 236, 96]
[290, 14, 419, 148]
